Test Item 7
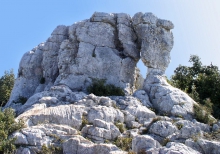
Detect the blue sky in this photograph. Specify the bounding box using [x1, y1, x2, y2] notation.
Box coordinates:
[1, 0, 220, 78]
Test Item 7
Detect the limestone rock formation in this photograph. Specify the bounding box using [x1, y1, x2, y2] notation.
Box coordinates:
[3, 12, 220, 154]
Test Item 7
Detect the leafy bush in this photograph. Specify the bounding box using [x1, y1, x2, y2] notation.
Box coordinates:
[0, 70, 15, 107]
[80, 115, 89, 130]
[115, 122, 126, 133]
[193, 103, 216, 125]
[170, 55, 220, 119]
[0, 108, 25, 153]
[113, 137, 132, 151]
[87, 78, 125, 96]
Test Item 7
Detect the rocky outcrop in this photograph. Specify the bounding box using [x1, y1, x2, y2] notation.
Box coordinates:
[4, 12, 220, 154]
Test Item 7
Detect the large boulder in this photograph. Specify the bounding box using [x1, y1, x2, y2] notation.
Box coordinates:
[132, 12, 174, 72]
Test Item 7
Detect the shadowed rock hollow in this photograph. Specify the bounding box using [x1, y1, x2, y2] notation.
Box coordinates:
[4, 12, 220, 154]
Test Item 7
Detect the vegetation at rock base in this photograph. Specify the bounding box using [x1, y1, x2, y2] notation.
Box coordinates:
[203, 130, 220, 141]
[0, 108, 25, 153]
[113, 137, 132, 151]
[40, 144, 63, 154]
[87, 78, 125, 96]
[170, 55, 220, 120]
[0, 70, 15, 107]
[115, 122, 126, 133]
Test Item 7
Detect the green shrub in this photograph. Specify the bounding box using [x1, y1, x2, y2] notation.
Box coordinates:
[0, 108, 25, 153]
[115, 122, 126, 133]
[193, 104, 216, 125]
[113, 137, 132, 151]
[176, 123, 183, 130]
[80, 115, 89, 130]
[0, 70, 15, 107]
[161, 138, 170, 146]
[87, 78, 125, 96]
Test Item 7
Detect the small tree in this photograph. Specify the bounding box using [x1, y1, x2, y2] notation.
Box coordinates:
[0, 70, 15, 107]
[0, 108, 25, 153]
[170, 55, 220, 119]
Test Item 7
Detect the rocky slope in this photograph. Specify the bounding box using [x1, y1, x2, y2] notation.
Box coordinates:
[5, 12, 220, 154]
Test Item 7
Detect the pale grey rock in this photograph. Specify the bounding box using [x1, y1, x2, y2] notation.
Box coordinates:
[149, 121, 178, 138]
[87, 106, 124, 124]
[185, 139, 204, 154]
[133, 90, 152, 107]
[6, 43, 44, 108]
[6, 12, 141, 109]
[212, 120, 220, 132]
[125, 105, 156, 124]
[173, 120, 204, 139]
[90, 12, 116, 26]
[132, 135, 161, 153]
[14, 124, 79, 154]
[17, 104, 85, 129]
[39, 96, 58, 105]
[144, 74, 196, 120]
[42, 25, 68, 88]
[15, 85, 86, 115]
[196, 139, 220, 154]
[159, 142, 201, 154]
[145, 148, 160, 154]
[13, 132, 29, 145]
[16, 147, 31, 154]
[81, 119, 121, 143]
[212, 124, 220, 132]
[111, 96, 142, 110]
[157, 19, 174, 30]
[133, 12, 174, 72]
[117, 13, 139, 61]
[62, 135, 94, 154]
[186, 139, 220, 154]
[127, 129, 139, 138]
[63, 136, 124, 154]
[93, 144, 124, 154]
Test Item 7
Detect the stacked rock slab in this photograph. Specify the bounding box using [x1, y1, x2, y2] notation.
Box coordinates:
[6, 12, 141, 108]
[132, 12, 197, 119]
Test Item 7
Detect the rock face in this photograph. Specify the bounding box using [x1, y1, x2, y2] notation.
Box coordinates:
[4, 12, 220, 154]
[133, 12, 174, 72]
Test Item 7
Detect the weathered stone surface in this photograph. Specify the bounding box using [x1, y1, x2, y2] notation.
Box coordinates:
[132, 135, 161, 153]
[159, 142, 201, 154]
[17, 104, 85, 129]
[13, 124, 78, 148]
[62, 136, 125, 154]
[144, 74, 196, 120]
[6, 12, 143, 109]
[186, 139, 220, 154]
[149, 121, 178, 138]
[81, 119, 121, 143]
[133, 89, 152, 107]
[132, 12, 174, 72]
[173, 120, 210, 140]
[125, 105, 156, 124]
[87, 106, 124, 124]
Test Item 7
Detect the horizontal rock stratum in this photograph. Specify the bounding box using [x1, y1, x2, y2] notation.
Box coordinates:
[5, 12, 220, 154]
